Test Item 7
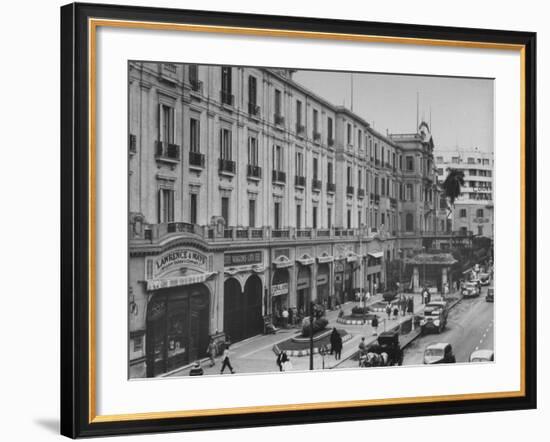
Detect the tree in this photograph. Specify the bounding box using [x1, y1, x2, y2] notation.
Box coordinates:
[442, 168, 465, 206]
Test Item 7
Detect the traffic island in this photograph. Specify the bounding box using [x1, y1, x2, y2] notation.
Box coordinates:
[273, 328, 351, 357]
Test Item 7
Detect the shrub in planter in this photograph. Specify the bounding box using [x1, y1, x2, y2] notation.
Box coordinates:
[301, 317, 329, 337]
[351, 305, 370, 315]
[382, 291, 397, 303]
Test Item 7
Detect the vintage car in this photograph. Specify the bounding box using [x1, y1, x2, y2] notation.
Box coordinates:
[423, 342, 456, 364]
[461, 281, 480, 298]
[479, 272, 491, 286]
[420, 304, 448, 334]
[469, 349, 494, 362]
[486, 287, 494, 302]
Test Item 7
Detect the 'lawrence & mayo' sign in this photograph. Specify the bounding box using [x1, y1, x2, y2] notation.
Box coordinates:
[151, 249, 208, 278]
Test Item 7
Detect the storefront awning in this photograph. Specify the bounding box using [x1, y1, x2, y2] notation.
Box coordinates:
[317, 254, 334, 263]
[296, 254, 315, 266]
[368, 251, 384, 259]
[146, 271, 217, 291]
[273, 256, 294, 269]
[346, 252, 362, 262]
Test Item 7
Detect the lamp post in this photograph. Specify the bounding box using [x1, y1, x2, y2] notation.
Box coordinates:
[309, 301, 314, 371]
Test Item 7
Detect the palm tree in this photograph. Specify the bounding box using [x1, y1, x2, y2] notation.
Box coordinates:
[442, 168, 465, 206]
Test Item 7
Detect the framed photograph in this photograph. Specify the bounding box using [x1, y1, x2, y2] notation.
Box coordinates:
[60, 2, 537, 438]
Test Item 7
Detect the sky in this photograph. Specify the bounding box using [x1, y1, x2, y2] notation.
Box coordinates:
[292, 70, 494, 153]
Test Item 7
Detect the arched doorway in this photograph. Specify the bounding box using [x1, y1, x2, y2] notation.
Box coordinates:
[145, 283, 210, 378]
[224, 276, 264, 344]
[243, 275, 263, 338]
[224, 278, 243, 344]
[297, 266, 311, 312]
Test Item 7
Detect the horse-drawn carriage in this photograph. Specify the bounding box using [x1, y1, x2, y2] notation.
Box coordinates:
[359, 330, 403, 367]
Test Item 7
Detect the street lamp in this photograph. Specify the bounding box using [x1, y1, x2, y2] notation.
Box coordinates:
[309, 301, 314, 371]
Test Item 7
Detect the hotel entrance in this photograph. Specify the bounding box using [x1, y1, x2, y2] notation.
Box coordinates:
[145, 283, 210, 377]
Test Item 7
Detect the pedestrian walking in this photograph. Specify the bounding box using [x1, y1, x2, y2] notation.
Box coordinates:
[393, 305, 399, 319]
[220, 345, 235, 374]
[371, 315, 379, 336]
[280, 351, 291, 371]
[330, 327, 339, 355]
[276, 351, 283, 371]
[407, 296, 414, 314]
[206, 338, 217, 367]
[333, 331, 343, 360]
[358, 336, 367, 355]
[282, 308, 289, 328]
[385, 303, 392, 320]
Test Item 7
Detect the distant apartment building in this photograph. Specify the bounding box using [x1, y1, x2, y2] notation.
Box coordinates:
[127, 62, 446, 377]
[435, 148, 494, 238]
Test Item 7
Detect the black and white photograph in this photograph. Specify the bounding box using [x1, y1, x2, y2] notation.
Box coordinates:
[127, 62, 495, 378]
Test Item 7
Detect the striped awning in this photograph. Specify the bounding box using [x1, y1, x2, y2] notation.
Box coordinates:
[317, 254, 334, 263]
[147, 271, 217, 291]
[368, 251, 384, 259]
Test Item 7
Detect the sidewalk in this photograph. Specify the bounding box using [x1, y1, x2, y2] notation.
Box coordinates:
[165, 292, 426, 377]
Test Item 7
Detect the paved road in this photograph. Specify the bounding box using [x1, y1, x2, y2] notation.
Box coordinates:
[402, 286, 494, 365]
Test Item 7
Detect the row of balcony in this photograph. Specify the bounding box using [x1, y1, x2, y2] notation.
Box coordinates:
[141, 223, 396, 243]
[147, 140, 412, 177]
[138, 222, 473, 245]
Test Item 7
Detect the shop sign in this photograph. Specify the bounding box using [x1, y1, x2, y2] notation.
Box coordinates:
[317, 275, 328, 285]
[150, 249, 208, 278]
[272, 283, 289, 296]
[224, 251, 262, 267]
[297, 277, 310, 289]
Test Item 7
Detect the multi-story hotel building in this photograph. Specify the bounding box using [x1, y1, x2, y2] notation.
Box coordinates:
[435, 148, 494, 238]
[128, 62, 445, 378]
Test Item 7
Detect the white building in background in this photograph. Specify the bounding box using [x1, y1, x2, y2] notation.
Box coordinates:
[435, 148, 494, 238]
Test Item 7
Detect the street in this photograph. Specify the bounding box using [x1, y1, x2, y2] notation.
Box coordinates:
[402, 285, 494, 365]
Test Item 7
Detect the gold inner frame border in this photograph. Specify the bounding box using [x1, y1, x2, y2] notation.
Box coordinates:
[87, 17, 527, 424]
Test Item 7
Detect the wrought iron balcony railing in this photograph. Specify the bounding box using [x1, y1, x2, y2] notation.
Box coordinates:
[248, 102, 260, 117]
[327, 182, 336, 193]
[189, 151, 205, 168]
[274, 114, 285, 126]
[273, 170, 286, 183]
[155, 141, 180, 161]
[247, 164, 262, 179]
[190, 80, 203, 93]
[218, 158, 236, 174]
[295, 175, 306, 187]
[312, 179, 322, 191]
[296, 123, 305, 136]
[220, 90, 234, 106]
[346, 185, 354, 196]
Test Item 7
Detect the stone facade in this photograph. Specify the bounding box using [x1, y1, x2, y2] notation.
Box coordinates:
[127, 62, 445, 377]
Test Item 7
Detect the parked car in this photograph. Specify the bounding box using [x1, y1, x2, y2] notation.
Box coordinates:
[486, 287, 494, 302]
[420, 304, 448, 334]
[423, 342, 456, 364]
[469, 349, 494, 362]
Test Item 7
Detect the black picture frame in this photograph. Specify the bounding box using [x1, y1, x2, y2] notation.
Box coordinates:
[61, 2, 537, 438]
